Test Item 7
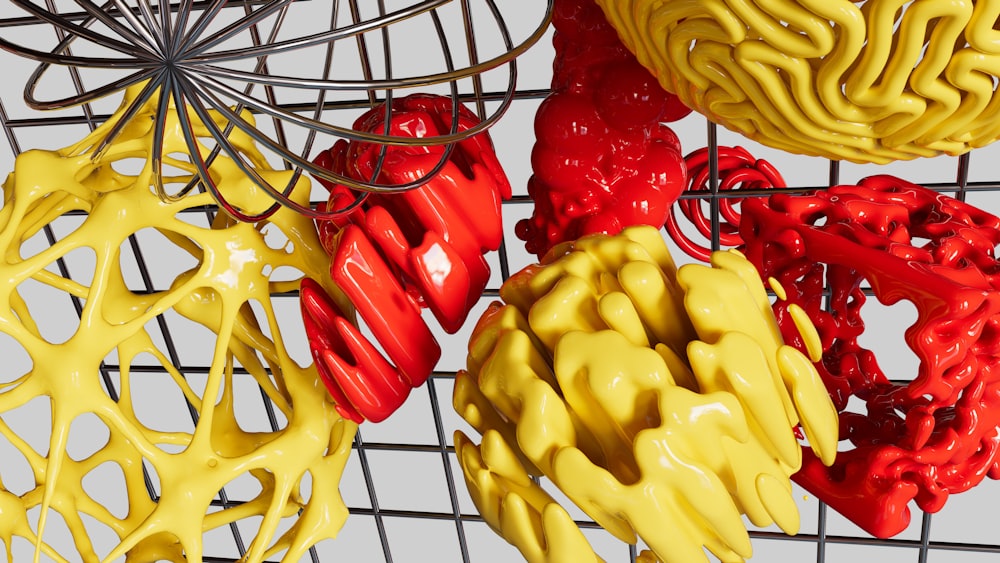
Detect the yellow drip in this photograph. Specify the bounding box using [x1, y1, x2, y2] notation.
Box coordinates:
[0, 84, 355, 563]
[454, 226, 838, 563]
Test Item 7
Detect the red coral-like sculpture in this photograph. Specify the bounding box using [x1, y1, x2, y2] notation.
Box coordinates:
[301, 94, 511, 423]
[514, 0, 690, 258]
[740, 176, 1000, 538]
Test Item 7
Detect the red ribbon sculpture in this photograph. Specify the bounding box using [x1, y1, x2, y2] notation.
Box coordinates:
[666, 146, 785, 262]
[740, 176, 1000, 538]
[514, 0, 690, 259]
[301, 94, 511, 423]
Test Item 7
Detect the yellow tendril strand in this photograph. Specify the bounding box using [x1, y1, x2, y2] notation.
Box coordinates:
[0, 84, 355, 563]
[597, 0, 1000, 163]
[454, 226, 838, 563]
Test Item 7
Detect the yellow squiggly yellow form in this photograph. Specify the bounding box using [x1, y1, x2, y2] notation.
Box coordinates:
[0, 84, 355, 562]
[454, 226, 838, 563]
[596, 0, 1000, 163]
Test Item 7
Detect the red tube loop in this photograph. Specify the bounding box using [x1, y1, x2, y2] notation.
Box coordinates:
[666, 146, 786, 261]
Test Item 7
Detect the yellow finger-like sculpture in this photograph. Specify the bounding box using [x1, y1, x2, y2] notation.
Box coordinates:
[596, 0, 1000, 163]
[0, 85, 355, 562]
[453, 226, 838, 563]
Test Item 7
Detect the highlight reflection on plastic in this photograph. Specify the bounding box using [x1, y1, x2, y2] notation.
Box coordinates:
[302, 94, 511, 423]
[741, 175, 1000, 538]
[454, 226, 838, 563]
[0, 85, 355, 562]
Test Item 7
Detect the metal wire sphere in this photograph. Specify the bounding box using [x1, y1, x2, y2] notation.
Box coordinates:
[0, 0, 552, 221]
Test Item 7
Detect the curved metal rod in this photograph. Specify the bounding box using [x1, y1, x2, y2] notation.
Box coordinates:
[24, 65, 155, 110]
[156, 0, 173, 53]
[134, 0, 166, 53]
[187, 1, 524, 149]
[366, 0, 397, 194]
[91, 69, 166, 160]
[71, 0, 158, 56]
[166, 71, 281, 221]
[162, 0, 299, 210]
[168, 0, 196, 54]
[180, 0, 297, 59]
[191, 4, 549, 90]
[181, 0, 474, 219]
[5, 0, 552, 218]
[151, 72, 198, 203]
[187, 73, 460, 198]
[181, 80, 294, 220]
[9, 0, 157, 58]
[184, 13, 520, 206]
[109, 0, 164, 50]
[169, 0, 466, 221]
[190, 72, 491, 147]
[187, 0, 450, 62]
[16, 4, 157, 110]
[0, 38, 158, 69]
[174, 0, 227, 55]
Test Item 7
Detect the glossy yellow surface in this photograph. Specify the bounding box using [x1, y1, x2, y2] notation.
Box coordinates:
[597, 0, 1000, 163]
[454, 226, 837, 563]
[0, 85, 354, 562]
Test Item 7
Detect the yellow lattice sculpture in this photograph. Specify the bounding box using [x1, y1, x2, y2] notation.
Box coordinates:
[453, 226, 838, 563]
[0, 85, 356, 562]
[597, 0, 1000, 163]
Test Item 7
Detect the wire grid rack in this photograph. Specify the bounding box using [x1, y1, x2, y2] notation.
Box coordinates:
[4, 2, 1000, 563]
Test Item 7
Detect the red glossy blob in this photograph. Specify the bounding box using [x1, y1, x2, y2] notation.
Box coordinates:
[301, 94, 510, 423]
[534, 93, 612, 155]
[740, 176, 1000, 538]
[594, 59, 674, 130]
[516, 0, 691, 259]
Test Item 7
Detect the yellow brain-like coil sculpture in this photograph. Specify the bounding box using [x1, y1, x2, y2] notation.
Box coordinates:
[453, 226, 838, 563]
[0, 86, 356, 562]
[597, 0, 1000, 163]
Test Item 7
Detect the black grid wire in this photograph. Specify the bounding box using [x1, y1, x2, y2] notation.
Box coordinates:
[4, 2, 1000, 563]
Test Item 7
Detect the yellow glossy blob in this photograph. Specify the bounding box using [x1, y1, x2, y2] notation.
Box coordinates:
[0, 84, 355, 562]
[597, 0, 1000, 163]
[453, 226, 839, 563]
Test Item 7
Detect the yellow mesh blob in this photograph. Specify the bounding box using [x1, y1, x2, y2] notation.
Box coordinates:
[0, 86, 355, 562]
[597, 0, 1000, 163]
[453, 226, 837, 563]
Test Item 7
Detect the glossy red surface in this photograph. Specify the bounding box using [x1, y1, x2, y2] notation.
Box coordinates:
[514, 0, 690, 258]
[666, 146, 786, 261]
[740, 176, 1000, 538]
[301, 94, 510, 423]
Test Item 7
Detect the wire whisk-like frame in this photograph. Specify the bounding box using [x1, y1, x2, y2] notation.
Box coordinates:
[0, 0, 552, 221]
